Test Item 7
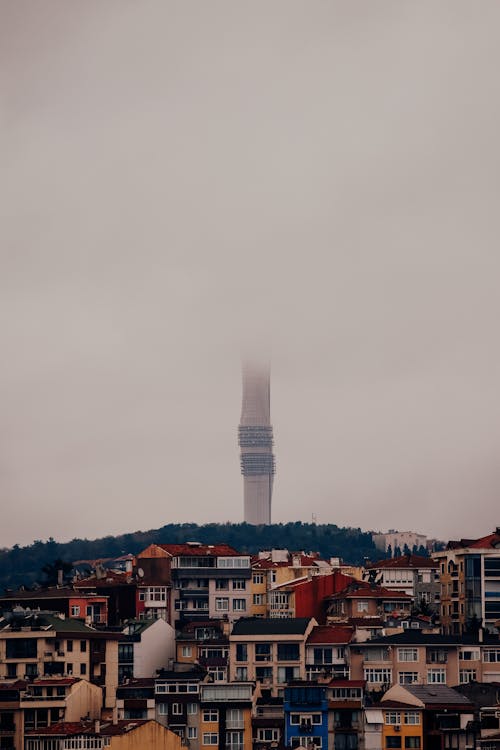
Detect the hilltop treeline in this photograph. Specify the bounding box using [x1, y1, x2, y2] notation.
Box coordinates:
[0, 522, 382, 592]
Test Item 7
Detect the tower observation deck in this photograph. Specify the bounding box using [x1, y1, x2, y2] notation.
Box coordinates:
[239, 363, 275, 525]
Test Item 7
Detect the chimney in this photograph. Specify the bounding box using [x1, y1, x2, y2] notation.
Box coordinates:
[57, 569, 63, 587]
[94, 720, 100, 734]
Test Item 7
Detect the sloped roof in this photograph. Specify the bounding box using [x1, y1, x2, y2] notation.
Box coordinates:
[403, 684, 473, 707]
[446, 530, 500, 550]
[367, 554, 437, 570]
[307, 625, 354, 645]
[157, 543, 243, 556]
[231, 617, 313, 636]
[25, 720, 153, 737]
[328, 581, 411, 600]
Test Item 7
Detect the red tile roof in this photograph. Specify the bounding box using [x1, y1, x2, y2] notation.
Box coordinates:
[347, 617, 385, 627]
[446, 530, 500, 550]
[307, 626, 354, 645]
[31, 678, 78, 687]
[367, 554, 437, 570]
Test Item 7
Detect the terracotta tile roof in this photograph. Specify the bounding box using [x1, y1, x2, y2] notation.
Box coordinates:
[367, 554, 437, 570]
[75, 571, 131, 587]
[307, 626, 354, 645]
[446, 530, 500, 550]
[347, 617, 385, 627]
[0, 680, 27, 691]
[32, 678, 78, 687]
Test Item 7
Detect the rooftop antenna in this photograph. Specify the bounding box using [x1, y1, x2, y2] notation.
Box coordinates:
[311, 513, 317, 525]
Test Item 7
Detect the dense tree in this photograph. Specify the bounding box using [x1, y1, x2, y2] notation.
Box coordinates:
[0, 522, 381, 591]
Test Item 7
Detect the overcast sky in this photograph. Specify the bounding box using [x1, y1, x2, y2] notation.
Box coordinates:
[2, 1, 500, 549]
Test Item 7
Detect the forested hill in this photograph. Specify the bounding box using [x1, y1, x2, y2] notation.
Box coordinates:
[0, 522, 381, 591]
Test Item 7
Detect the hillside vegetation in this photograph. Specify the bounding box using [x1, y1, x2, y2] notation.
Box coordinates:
[0, 522, 380, 591]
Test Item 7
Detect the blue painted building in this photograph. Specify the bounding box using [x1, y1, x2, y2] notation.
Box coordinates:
[284, 684, 328, 750]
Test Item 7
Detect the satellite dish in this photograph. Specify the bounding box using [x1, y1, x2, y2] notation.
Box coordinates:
[137, 568, 144, 578]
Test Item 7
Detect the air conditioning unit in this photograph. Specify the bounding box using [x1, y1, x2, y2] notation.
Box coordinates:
[495, 711, 500, 719]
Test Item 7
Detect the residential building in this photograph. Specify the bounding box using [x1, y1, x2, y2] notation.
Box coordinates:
[239, 362, 275, 526]
[327, 680, 364, 750]
[433, 528, 500, 635]
[326, 581, 412, 624]
[380, 684, 475, 750]
[116, 678, 155, 721]
[199, 682, 254, 750]
[0, 611, 120, 709]
[175, 621, 229, 684]
[252, 694, 284, 750]
[365, 555, 440, 612]
[74, 572, 138, 627]
[305, 625, 353, 681]
[268, 572, 354, 622]
[283, 684, 328, 750]
[119, 619, 175, 682]
[372, 531, 427, 556]
[154, 664, 207, 746]
[0, 590, 109, 628]
[229, 617, 317, 695]
[24, 718, 182, 750]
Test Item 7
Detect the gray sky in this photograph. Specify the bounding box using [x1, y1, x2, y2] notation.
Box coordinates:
[2, 1, 500, 548]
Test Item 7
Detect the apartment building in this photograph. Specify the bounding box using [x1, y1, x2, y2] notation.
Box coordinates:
[326, 581, 412, 623]
[268, 571, 354, 621]
[118, 619, 175, 682]
[74, 572, 138, 626]
[381, 684, 475, 750]
[0, 611, 120, 709]
[350, 631, 500, 689]
[372, 532, 427, 556]
[175, 621, 229, 684]
[0, 590, 109, 628]
[328, 680, 364, 750]
[0, 677, 102, 750]
[229, 618, 317, 695]
[433, 528, 500, 635]
[283, 684, 329, 750]
[305, 625, 353, 681]
[252, 694, 284, 750]
[365, 555, 440, 612]
[154, 664, 207, 748]
[199, 683, 254, 750]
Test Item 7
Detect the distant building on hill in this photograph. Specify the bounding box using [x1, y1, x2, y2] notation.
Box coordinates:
[372, 530, 427, 556]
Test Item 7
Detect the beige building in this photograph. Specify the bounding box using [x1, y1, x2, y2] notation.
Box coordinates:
[25, 719, 182, 750]
[229, 617, 317, 695]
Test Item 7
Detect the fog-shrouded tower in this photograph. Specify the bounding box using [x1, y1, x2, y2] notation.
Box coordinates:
[239, 362, 275, 525]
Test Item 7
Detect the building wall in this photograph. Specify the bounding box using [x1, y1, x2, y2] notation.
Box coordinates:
[109, 720, 183, 750]
[134, 620, 175, 677]
[249, 570, 267, 617]
[64, 680, 103, 721]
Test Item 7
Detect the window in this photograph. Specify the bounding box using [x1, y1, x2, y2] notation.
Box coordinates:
[427, 669, 446, 684]
[253, 594, 264, 605]
[398, 648, 418, 662]
[226, 731, 244, 750]
[215, 598, 229, 611]
[235, 667, 248, 681]
[138, 591, 146, 601]
[208, 667, 226, 682]
[461, 648, 480, 662]
[253, 573, 264, 585]
[188, 728, 197, 740]
[398, 672, 418, 685]
[232, 599, 246, 611]
[404, 712, 420, 725]
[70, 605, 80, 616]
[404, 739, 421, 749]
[277, 666, 299, 683]
[357, 600, 369, 612]
[226, 709, 244, 729]
[158, 703, 168, 715]
[386, 739, 402, 749]
[172, 703, 183, 715]
[236, 644, 247, 662]
[290, 737, 321, 749]
[67, 640, 73, 652]
[459, 669, 476, 683]
[232, 579, 246, 590]
[385, 712, 401, 725]
[187, 702, 198, 715]
[427, 649, 447, 663]
[215, 580, 229, 590]
[202, 734, 218, 745]
[181, 646, 192, 657]
[483, 649, 500, 663]
[364, 668, 392, 684]
[66, 663, 73, 675]
[277, 643, 299, 661]
[255, 644, 272, 661]
[257, 729, 280, 742]
[80, 664, 87, 676]
[203, 709, 218, 722]
[80, 641, 87, 653]
[256, 667, 273, 681]
[6, 663, 17, 678]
